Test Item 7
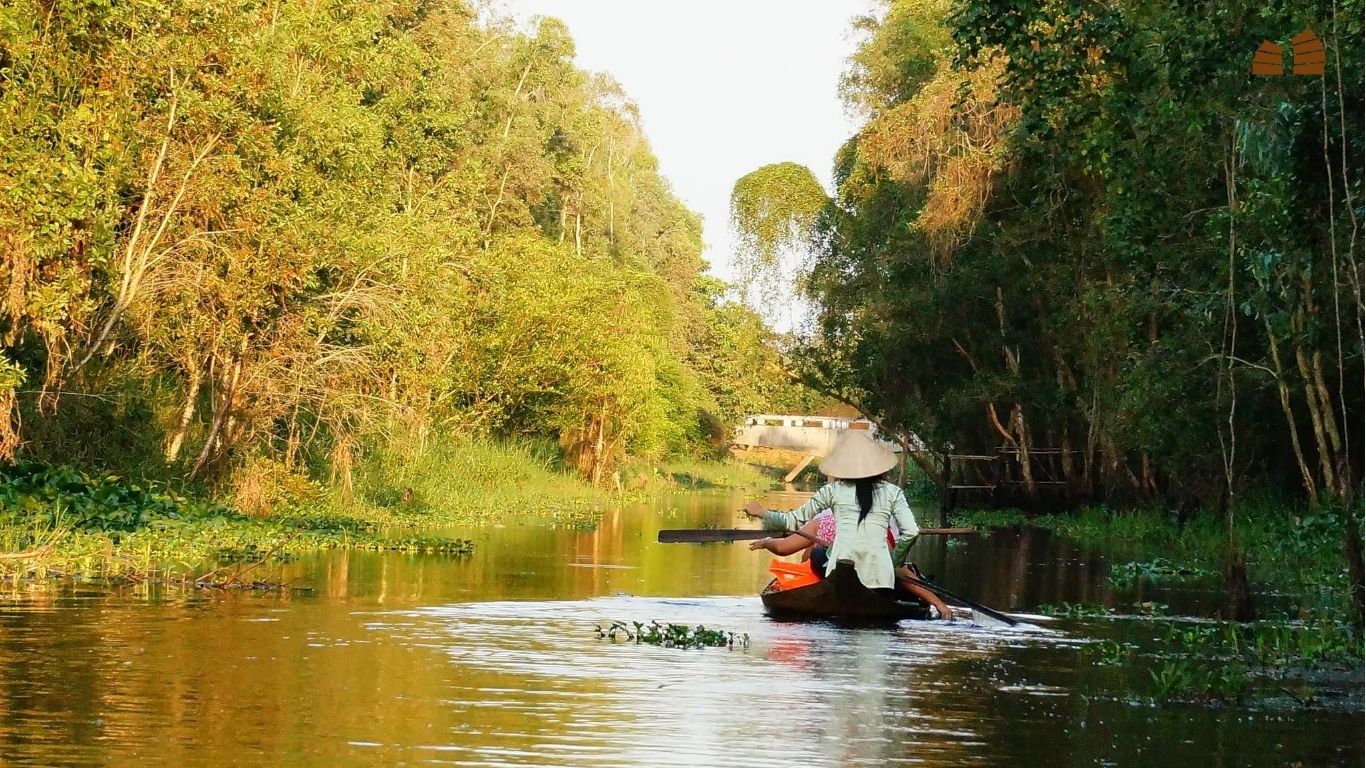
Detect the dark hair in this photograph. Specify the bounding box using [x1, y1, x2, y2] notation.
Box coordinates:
[852, 473, 888, 522]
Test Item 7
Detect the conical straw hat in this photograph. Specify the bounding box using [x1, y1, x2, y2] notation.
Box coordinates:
[818, 429, 897, 480]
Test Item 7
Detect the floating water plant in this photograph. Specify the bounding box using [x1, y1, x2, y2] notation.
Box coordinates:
[1085, 639, 1136, 666]
[595, 620, 750, 650]
[1038, 602, 1114, 618]
[1106, 558, 1211, 587]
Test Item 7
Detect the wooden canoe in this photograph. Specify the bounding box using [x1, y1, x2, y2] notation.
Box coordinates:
[760, 559, 932, 622]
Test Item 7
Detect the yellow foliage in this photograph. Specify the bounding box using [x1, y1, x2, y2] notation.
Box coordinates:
[855, 54, 1018, 262]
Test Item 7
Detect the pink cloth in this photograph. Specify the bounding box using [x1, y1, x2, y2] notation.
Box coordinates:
[812, 509, 895, 547]
[814, 511, 836, 544]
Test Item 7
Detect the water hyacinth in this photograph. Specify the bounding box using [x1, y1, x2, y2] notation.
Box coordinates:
[595, 620, 750, 650]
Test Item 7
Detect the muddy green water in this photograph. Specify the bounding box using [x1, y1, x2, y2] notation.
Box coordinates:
[0, 491, 1361, 767]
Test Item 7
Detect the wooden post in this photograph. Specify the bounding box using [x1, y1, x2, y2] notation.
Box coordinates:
[991, 452, 1004, 507]
[939, 452, 952, 527]
[784, 454, 816, 483]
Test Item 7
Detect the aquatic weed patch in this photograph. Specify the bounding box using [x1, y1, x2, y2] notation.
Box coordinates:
[1106, 558, 1212, 587]
[1078, 614, 1362, 708]
[1038, 602, 1115, 618]
[595, 620, 751, 650]
[0, 461, 194, 532]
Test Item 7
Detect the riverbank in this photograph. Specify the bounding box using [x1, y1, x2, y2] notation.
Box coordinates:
[0, 440, 775, 588]
[949, 504, 1363, 704]
[948, 504, 1356, 611]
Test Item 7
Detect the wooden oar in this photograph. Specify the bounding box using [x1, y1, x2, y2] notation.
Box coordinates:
[898, 574, 1019, 627]
[656, 527, 976, 543]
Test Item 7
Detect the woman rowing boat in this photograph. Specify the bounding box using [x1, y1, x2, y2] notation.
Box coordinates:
[742, 430, 951, 619]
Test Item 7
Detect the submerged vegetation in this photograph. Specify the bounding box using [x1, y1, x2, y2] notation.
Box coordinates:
[1078, 616, 1362, 706]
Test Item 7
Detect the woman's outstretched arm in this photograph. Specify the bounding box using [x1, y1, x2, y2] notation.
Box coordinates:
[747, 516, 829, 555]
[744, 485, 835, 532]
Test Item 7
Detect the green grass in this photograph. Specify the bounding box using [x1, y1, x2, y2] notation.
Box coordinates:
[348, 436, 616, 530]
[350, 436, 772, 529]
[651, 457, 775, 491]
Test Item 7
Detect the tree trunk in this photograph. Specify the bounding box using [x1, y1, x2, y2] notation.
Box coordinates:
[1294, 337, 1337, 494]
[1266, 323, 1318, 501]
[189, 341, 246, 479]
[1010, 404, 1036, 498]
[165, 358, 202, 462]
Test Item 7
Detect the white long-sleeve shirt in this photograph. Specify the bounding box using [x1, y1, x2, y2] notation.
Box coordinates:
[762, 481, 920, 589]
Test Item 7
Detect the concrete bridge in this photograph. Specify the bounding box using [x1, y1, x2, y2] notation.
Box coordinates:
[733, 413, 921, 481]
[732, 413, 910, 456]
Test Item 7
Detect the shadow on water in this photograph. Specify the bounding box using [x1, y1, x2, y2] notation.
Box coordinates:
[0, 490, 1360, 767]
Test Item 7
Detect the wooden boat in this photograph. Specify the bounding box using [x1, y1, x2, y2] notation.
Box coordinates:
[760, 559, 932, 622]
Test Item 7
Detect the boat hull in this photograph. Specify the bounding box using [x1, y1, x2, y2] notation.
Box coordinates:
[759, 559, 932, 622]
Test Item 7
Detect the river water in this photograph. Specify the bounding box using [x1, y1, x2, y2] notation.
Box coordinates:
[0, 490, 1360, 767]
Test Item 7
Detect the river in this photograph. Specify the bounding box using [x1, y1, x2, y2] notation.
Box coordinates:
[0, 490, 1360, 766]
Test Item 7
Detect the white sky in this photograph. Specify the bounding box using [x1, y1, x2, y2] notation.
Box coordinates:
[498, 0, 875, 330]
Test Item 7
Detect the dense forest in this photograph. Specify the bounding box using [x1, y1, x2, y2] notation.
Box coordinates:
[0, 0, 817, 492]
[733, 1, 1362, 603]
[735, 0, 1361, 509]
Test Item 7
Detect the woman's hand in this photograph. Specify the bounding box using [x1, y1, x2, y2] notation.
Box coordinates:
[748, 538, 771, 551]
[742, 501, 767, 519]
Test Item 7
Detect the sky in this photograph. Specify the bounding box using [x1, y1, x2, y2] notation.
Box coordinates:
[497, 0, 876, 330]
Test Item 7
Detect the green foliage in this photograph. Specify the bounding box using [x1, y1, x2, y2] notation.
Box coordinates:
[729, 162, 829, 305]
[960, 503, 1353, 616]
[596, 619, 751, 650]
[1148, 658, 1250, 703]
[948, 507, 1030, 528]
[0, 460, 479, 582]
[356, 435, 622, 527]
[0, 0, 817, 492]
[746, 0, 1363, 530]
[0, 462, 188, 532]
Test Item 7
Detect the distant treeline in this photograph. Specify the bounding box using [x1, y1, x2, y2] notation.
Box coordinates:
[0, 0, 818, 487]
[734, 0, 1362, 514]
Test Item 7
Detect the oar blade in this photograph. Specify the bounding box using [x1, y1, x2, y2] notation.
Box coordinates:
[656, 527, 976, 544]
[656, 529, 770, 543]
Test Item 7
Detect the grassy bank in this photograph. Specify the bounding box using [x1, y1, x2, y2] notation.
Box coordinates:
[0, 439, 774, 587]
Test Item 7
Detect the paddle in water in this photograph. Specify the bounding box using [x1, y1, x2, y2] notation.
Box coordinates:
[897, 572, 1021, 627]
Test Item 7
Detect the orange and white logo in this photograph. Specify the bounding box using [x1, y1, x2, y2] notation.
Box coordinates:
[1252, 30, 1326, 76]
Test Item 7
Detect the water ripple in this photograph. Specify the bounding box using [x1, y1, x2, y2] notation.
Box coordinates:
[354, 596, 1072, 767]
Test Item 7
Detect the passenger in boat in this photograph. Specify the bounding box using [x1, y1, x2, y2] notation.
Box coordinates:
[743, 430, 952, 619]
[747, 511, 951, 619]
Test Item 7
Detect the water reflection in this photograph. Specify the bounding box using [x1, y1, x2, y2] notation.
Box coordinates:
[367, 596, 1054, 767]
